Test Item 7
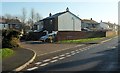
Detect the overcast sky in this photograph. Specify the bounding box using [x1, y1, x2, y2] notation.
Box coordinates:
[1, 0, 119, 24]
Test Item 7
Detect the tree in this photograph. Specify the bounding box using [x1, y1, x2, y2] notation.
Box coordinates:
[30, 8, 35, 26]
[35, 12, 42, 22]
[4, 14, 12, 19]
[21, 8, 27, 24]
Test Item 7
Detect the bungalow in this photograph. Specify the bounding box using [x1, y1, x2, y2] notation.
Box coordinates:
[0, 18, 8, 30]
[81, 18, 99, 31]
[0, 18, 23, 31]
[7, 19, 23, 31]
[35, 7, 81, 33]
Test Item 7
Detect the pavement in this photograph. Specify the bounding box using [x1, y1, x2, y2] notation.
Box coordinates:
[2, 47, 35, 71]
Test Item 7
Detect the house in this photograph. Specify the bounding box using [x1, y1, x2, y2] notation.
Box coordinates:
[35, 7, 81, 33]
[99, 21, 118, 31]
[0, 18, 24, 36]
[33, 20, 43, 32]
[0, 18, 8, 30]
[81, 18, 99, 31]
[0, 18, 23, 31]
[6, 18, 23, 31]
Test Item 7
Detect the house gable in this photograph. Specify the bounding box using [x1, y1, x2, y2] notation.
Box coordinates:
[58, 12, 81, 31]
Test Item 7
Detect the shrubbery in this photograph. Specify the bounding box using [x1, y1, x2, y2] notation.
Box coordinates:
[2, 29, 21, 48]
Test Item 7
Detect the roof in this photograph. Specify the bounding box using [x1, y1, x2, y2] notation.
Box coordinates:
[6, 19, 22, 24]
[81, 19, 98, 24]
[102, 22, 115, 27]
[0, 18, 6, 23]
[42, 11, 81, 20]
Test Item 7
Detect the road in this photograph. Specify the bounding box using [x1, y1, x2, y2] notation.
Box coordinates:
[25, 37, 119, 72]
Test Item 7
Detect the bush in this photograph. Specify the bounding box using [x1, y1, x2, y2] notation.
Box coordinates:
[2, 29, 21, 48]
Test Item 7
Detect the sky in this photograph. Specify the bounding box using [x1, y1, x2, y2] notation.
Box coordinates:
[1, 1, 119, 24]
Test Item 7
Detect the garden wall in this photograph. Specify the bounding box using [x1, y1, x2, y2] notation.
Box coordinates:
[56, 31, 116, 41]
[106, 31, 118, 37]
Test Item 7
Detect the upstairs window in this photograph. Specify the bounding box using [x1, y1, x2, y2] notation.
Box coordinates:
[50, 20, 52, 24]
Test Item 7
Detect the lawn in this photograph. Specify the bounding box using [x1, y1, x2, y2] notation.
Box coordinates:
[0, 48, 14, 59]
[58, 37, 104, 44]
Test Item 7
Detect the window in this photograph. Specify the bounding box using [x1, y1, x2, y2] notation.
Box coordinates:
[15, 24, 19, 28]
[50, 20, 52, 24]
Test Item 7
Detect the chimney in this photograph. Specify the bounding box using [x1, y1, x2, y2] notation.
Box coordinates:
[66, 7, 69, 12]
[91, 18, 92, 20]
[49, 13, 52, 17]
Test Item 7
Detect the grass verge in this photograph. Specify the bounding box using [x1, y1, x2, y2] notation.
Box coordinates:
[0, 48, 14, 59]
[58, 37, 104, 44]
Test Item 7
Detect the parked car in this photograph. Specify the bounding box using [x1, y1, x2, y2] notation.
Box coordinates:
[40, 32, 57, 43]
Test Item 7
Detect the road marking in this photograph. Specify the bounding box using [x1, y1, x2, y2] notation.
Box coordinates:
[71, 52, 76, 54]
[35, 62, 42, 65]
[38, 44, 84, 57]
[50, 59, 58, 63]
[59, 57, 65, 60]
[52, 56, 59, 59]
[71, 51, 75, 53]
[110, 46, 116, 48]
[80, 49, 84, 51]
[59, 54, 65, 57]
[40, 63, 49, 67]
[76, 51, 80, 53]
[75, 50, 79, 52]
[66, 55, 71, 57]
[83, 48, 87, 50]
[43, 59, 51, 62]
[66, 53, 70, 55]
[27, 67, 38, 71]
[71, 53, 75, 55]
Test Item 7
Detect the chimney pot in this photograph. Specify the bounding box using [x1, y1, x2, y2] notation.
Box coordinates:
[66, 7, 69, 12]
[49, 13, 52, 17]
[91, 18, 92, 20]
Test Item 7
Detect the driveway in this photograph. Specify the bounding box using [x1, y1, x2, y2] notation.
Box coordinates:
[20, 41, 78, 56]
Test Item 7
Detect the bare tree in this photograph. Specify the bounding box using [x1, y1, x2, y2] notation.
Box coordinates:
[4, 14, 12, 19]
[21, 8, 27, 24]
[35, 12, 42, 22]
[30, 8, 35, 26]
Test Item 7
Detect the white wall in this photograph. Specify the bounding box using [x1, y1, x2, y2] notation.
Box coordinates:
[35, 21, 43, 31]
[58, 12, 81, 31]
[99, 22, 109, 29]
[1, 24, 9, 29]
